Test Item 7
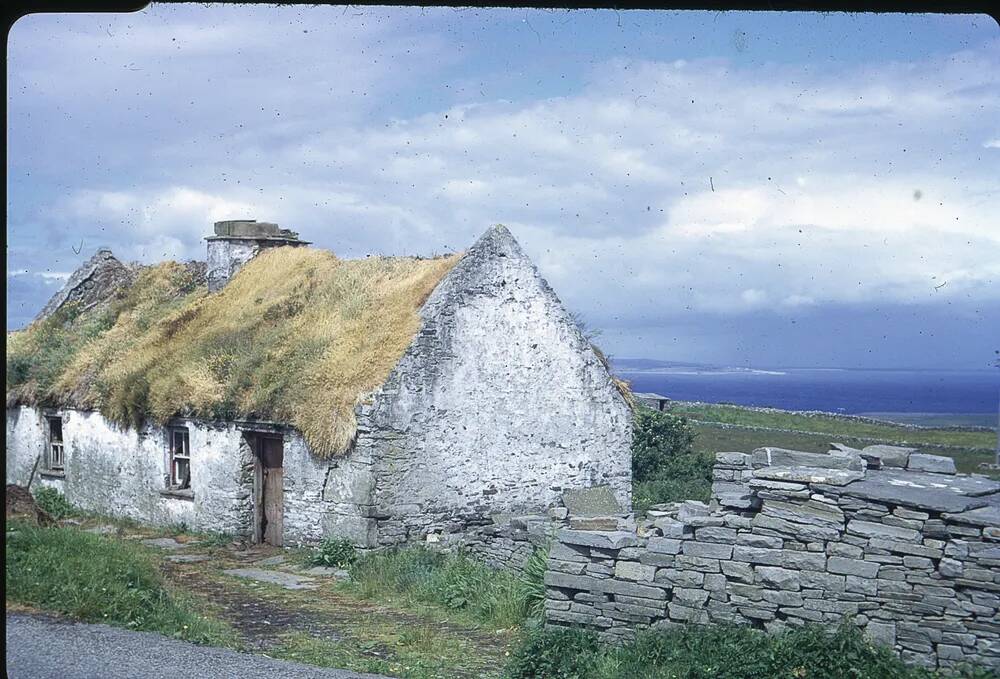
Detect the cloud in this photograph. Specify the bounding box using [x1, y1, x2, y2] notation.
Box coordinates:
[6, 8, 999, 365]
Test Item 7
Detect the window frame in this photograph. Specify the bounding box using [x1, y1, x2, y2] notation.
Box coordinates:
[46, 416, 65, 471]
[168, 427, 191, 490]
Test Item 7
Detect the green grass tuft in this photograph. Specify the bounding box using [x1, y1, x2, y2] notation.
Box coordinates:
[346, 546, 540, 629]
[5, 521, 232, 645]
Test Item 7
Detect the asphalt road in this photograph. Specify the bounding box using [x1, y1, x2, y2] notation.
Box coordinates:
[6, 613, 392, 679]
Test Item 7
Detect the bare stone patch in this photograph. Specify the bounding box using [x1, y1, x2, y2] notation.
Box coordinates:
[223, 568, 319, 590]
[166, 554, 211, 563]
[83, 525, 117, 535]
[141, 537, 189, 550]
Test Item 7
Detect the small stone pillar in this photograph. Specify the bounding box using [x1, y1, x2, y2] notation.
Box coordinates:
[205, 219, 310, 292]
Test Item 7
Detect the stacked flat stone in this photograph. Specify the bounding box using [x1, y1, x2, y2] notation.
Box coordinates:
[543, 445, 1000, 671]
[465, 513, 561, 571]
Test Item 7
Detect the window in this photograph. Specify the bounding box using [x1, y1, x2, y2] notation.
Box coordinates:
[47, 417, 64, 471]
[169, 428, 191, 490]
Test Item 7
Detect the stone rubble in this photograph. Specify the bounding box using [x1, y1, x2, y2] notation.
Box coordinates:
[543, 444, 1000, 672]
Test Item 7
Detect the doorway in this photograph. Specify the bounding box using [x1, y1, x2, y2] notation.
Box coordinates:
[249, 433, 284, 546]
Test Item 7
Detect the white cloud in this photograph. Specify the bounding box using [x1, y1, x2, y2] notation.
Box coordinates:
[7, 8, 999, 353]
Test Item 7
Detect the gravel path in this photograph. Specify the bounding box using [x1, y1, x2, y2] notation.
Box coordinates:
[5, 613, 392, 679]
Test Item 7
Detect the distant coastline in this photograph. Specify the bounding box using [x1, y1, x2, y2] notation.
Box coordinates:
[612, 359, 999, 420]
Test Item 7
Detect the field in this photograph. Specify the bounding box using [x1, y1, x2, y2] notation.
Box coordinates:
[668, 401, 999, 477]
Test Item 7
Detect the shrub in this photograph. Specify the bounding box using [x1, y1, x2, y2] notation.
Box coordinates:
[504, 626, 601, 679]
[6, 522, 231, 645]
[504, 622, 956, 679]
[308, 536, 357, 568]
[630, 406, 712, 508]
[631, 407, 696, 482]
[31, 486, 76, 520]
[347, 546, 534, 628]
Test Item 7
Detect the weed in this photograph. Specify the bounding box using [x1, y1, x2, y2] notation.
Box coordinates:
[504, 625, 601, 679]
[192, 531, 233, 549]
[519, 545, 549, 621]
[308, 536, 357, 568]
[31, 486, 77, 520]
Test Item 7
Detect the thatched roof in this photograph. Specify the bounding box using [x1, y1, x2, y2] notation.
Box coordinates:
[6, 247, 460, 457]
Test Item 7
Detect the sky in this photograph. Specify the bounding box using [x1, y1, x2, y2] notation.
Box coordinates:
[6, 6, 1000, 370]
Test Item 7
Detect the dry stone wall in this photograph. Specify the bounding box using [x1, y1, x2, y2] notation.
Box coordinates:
[543, 445, 1000, 672]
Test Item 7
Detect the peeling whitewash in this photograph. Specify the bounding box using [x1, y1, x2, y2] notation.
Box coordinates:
[361, 225, 633, 549]
[5, 405, 361, 545]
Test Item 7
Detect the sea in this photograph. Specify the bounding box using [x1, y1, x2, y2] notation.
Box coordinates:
[614, 364, 1000, 427]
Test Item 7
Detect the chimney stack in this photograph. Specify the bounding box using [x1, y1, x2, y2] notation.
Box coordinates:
[205, 219, 310, 292]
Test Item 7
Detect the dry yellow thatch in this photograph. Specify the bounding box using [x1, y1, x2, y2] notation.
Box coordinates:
[7, 248, 460, 457]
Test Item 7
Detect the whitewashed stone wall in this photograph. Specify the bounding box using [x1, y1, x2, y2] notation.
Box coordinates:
[206, 238, 261, 292]
[5, 406, 363, 546]
[8, 225, 633, 563]
[358, 225, 633, 550]
[543, 446, 1000, 672]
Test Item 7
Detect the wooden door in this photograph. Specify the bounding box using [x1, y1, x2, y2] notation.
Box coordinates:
[256, 435, 284, 546]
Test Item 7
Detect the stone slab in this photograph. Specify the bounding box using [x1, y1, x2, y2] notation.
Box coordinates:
[299, 566, 349, 578]
[254, 555, 287, 566]
[141, 537, 188, 551]
[943, 505, 1000, 528]
[860, 445, 917, 469]
[907, 454, 957, 475]
[562, 485, 622, 517]
[832, 471, 998, 513]
[753, 467, 864, 486]
[166, 554, 210, 563]
[222, 568, 319, 590]
[558, 529, 638, 550]
[83, 525, 117, 535]
[752, 447, 865, 471]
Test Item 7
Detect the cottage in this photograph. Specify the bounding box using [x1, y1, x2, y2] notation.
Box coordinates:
[6, 221, 633, 560]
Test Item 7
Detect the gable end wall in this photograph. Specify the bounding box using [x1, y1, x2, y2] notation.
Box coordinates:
[357, 226, 633, 550]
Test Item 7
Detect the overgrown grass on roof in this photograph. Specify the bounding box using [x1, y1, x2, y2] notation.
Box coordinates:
[6, 248, 459, 457]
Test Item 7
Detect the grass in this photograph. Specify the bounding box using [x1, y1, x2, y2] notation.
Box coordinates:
[6, 248, 459, 457]
[5, 520, 232, 645]
[688, 421, 998, 477]
[503, 623, 995, 679]
[273, 624, 509, 679]
[630, 400, 999, 512]
[670, 402, 996, 451]
[345, 546, 545, 630]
